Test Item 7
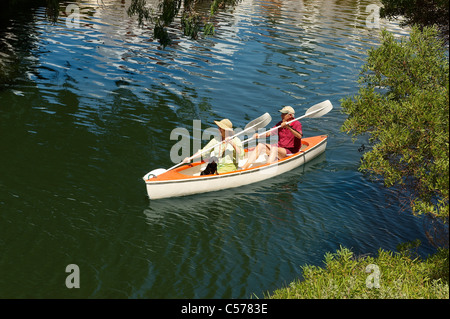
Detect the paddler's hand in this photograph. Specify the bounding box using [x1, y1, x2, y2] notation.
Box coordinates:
[182, 157, 190, 164]
[254, 132, 270, 139]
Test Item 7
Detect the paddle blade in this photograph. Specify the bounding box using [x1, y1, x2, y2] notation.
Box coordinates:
[304, 100, 333, 118]
[244, 112, 272, 130]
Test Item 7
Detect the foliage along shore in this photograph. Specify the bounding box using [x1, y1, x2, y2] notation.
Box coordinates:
[266, 245, 449, 299]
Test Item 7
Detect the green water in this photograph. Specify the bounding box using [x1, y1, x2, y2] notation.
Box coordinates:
[0, 0, 435, 298]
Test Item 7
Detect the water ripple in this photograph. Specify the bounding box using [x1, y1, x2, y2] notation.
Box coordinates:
[0, 0, 432, 299]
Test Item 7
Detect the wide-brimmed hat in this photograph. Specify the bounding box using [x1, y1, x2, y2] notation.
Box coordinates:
[279, 106, 295, 115]
[214, 118, 233, 131]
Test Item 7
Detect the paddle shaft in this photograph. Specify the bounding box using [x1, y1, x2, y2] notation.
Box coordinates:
[241, 106, 324, 145]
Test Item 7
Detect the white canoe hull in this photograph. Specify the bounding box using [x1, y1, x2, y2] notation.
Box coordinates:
[144, 135, 327, 200]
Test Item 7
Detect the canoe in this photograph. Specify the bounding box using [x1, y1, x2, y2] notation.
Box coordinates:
[143, 135, 328, 200]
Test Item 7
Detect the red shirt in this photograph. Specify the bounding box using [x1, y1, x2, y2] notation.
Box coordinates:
[272, 120, 302, 153]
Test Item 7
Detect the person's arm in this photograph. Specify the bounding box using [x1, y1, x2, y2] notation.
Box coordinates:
[284, 123, 302, 139]
[229, 137, 243, 158]
[280, 120, 302, 139]
[183, 138, 216, 163]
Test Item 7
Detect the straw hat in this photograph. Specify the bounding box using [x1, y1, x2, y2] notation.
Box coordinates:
[279, 106, 295, 115]
[214, 118, 233, 131]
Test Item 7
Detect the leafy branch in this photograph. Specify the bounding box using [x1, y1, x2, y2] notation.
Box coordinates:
[128, 0, 241, 46]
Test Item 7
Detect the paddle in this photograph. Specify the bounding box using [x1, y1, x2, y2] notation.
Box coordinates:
[241, 100, 333, 145]
[143, 112, 272, 179]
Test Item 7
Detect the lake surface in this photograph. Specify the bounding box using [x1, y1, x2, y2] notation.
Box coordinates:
[0, 0, 436, 298]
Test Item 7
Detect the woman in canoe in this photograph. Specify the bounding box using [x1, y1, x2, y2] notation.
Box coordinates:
[241, 106, 303, 170]
[182, 118, 244, 174]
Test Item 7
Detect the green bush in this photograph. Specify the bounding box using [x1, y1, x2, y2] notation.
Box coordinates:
[340, 26, 449, 223]
[267, 246, 449, 299]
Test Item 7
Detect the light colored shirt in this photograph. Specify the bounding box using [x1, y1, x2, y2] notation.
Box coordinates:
[200, 137, 244, 173]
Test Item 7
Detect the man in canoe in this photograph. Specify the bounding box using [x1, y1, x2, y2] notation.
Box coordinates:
[241, 106, 303, 170]
[182, 119, 244, 174]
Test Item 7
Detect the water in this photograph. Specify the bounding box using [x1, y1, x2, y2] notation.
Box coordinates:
[0, 0, 435, 298]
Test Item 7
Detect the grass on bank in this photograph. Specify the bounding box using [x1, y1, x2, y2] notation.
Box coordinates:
[267, 245, 449, 299]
